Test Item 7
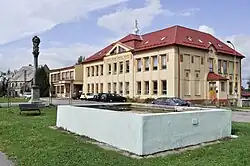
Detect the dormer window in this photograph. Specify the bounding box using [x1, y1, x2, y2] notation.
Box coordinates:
[161, 36, 166, 41]
[217, 43, 222, 48]
[208, 41, 212, 45]
[144, 41, 149, 44]
[98, 52, 102, 55]
[187, 36, 192, 41]
[198, 39, 203, 43]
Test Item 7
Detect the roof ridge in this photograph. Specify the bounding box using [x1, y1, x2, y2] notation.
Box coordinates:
[141, 25, 178, 36]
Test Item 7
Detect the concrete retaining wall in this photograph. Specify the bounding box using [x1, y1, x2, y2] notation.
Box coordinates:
[56, 105, 231, 156]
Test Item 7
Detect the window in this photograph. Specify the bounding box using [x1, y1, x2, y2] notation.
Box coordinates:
[126, 60, 130, 73]
[209, 58, 214, 72]
[152, 56, 158, 70]
[62, 72, 66, 80]
[218, 60, 222, 73]
[223, 61, 228, 74]
[201, 57, 204, 65]
[96, 83, 99, 93]
[144, 81, 149, 94]
[91, 66, 94, 76]
[137, 59, 142, 72]
[70, 71, 74, 79]
[113, 63, 117, 74]
[119, 62, 123, 73]
[113, 82, 117, 94]
[110, 47, 117, 55]
[180, 54, 183, 62]
[91, 84, 94, 93]
[221, 82, 225, 92]
[96, 66, 99, 76]
[125, 82, 129, 94]
[119, 82, 123, 94]
[100, 65, 103, 75]
[184, 71, 190, 95]
[144, 57, 150, 71]
[118, 46, 126, 53]
[191, 56, 194, 63]
[195, 80, 200, 95]
[152, 81, 158, 94]
[108, 64, 111, 74]
[162, 80, 167, 95]
[229, 61, 233, 74]
[161, 54, 167, 69]
[87, 84, 90, 93]
[229, 82, 233, 95]
[108, 83, 111, 93]
[100, 83, 103, 93]
[137, 81, 141, 94]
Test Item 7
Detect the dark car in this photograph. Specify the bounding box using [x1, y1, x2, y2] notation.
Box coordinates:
[93, 93, 105, 101]
[152, 97, 191, 106]
[100, 93, 127, 102]
[72, 91, 82, 100]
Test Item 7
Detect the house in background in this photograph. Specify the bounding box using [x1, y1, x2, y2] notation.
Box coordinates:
[82, 25, 244, 104]
[49, 64, 83, 98]
[9, 64, 50, 96]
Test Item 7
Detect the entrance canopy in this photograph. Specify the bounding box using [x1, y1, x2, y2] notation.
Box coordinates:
[207, 72, 228, 81]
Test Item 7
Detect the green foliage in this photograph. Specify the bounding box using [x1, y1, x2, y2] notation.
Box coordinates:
[76, 56, 85, 64]
[36, 66, 50, 97]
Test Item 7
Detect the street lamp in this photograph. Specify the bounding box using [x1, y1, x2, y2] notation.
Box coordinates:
[227, 40, 237, 105]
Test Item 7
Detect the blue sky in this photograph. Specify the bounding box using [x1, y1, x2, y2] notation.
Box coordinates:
[0, 0, 249, 84]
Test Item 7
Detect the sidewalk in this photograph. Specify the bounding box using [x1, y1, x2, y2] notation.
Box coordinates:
[0, 152, 14, 166]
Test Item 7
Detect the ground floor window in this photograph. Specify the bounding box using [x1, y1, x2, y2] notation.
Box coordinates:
[113, 83, 117, 94]
[100, 83, 103, 93]
[144, 81, 149, 95]
[221, 81, 225, 92]
[137, 81, 141, 95]
[108, 83, 111, 93]
[161, 80, 167, 95]
[96, 84, 99, 93]
[229, 82, 233, 95]
[152, 81, 157, 95]
[125, 82, 129, 95]
[87, 84, 90, 93]
[119, 82, 123, 95]
[91, 84, 94, 93]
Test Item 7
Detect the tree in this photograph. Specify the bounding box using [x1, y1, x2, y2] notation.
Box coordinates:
[76, 56, 85, 64]
[36, 66, 50, 97]
[0, 72, 10, 97]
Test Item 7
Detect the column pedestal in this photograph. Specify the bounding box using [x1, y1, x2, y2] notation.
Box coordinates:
[29, 85, 42, 103]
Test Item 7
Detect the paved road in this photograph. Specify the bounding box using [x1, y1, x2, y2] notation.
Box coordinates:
[0, 152, 14, 166]
[232, 111, 250, 123]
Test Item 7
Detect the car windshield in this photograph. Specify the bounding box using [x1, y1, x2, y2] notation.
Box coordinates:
[86, 93, 92, 95]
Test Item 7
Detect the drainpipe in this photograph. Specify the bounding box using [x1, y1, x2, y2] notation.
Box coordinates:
[177, 46, 181, 98]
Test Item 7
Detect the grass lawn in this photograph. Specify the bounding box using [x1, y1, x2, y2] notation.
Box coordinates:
[0, 97, 28, 103]
[0, 107, 249, 166]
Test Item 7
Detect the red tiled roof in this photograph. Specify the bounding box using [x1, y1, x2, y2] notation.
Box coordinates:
[84, 25, 244, 63]
[207, 72, 228, 81]
[242, 91, 250, 97]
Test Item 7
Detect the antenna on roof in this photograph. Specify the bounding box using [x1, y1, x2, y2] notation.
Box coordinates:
[134, 20, 140, 35]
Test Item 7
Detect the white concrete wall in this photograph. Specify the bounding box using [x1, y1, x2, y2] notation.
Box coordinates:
[56, 105, 144, 155]
[56, 105, 231, 156]
[142, 109, 231, 155]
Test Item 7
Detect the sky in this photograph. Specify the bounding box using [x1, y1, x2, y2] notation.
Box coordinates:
[0, 0, 250, 85]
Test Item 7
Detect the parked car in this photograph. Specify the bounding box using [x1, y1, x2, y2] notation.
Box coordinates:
[100, 93, 127, 102]
[151, 97, 191, 106]
[72, 91, 82, 100]
[93, 93, 105, 101]
[21, 92, 31, 99]
[80, 93, 95, 100]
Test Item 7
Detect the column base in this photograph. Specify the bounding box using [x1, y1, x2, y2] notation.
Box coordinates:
[29, 85, 42, 104]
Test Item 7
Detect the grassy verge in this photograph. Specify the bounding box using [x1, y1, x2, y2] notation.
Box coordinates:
[0, 107, 249, 166]
[0, 97, 28, 103]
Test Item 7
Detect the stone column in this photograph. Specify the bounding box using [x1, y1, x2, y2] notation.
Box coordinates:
[29, 36, 42, 103]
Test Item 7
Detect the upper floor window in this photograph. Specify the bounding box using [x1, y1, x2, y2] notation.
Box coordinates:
[87, 67, 90, 77]
[223, 61, 228, 74]
[218, 60, 222, 73]
[118, 46, 126, 53]
[100, 65, 103, 75]
[209, 58, 213, 72]
[108, 64, 111, 75]
[201, 57, 204, 65]
[113, 63, 117, 74]
[96, 66, 99, 76]
[119, 62, 123, 74]
[70, 71, 74, 79]
[153, 56, 158, 70]
[191, 56, 194, 63]
[144, 57, 150, 71]
[126, 61, 130, 73]
[137, 59, 142, 72]
[91, 66, 94, 76]
[161, 54, 167, 69]
[110, 47, 117, 55]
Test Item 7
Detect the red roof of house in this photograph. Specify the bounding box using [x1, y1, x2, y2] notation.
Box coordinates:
[207, 72, 228, 81]
[242, 91, 250, 97]
[83, 25, 244, 63]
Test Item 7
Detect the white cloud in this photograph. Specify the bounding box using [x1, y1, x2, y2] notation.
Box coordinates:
[0, 0, 128, 45]
[177, 8, 200, 17]
[0, 43, 102, 71]
[97, 0, 166, 35]
[198, 25, 215, 36]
